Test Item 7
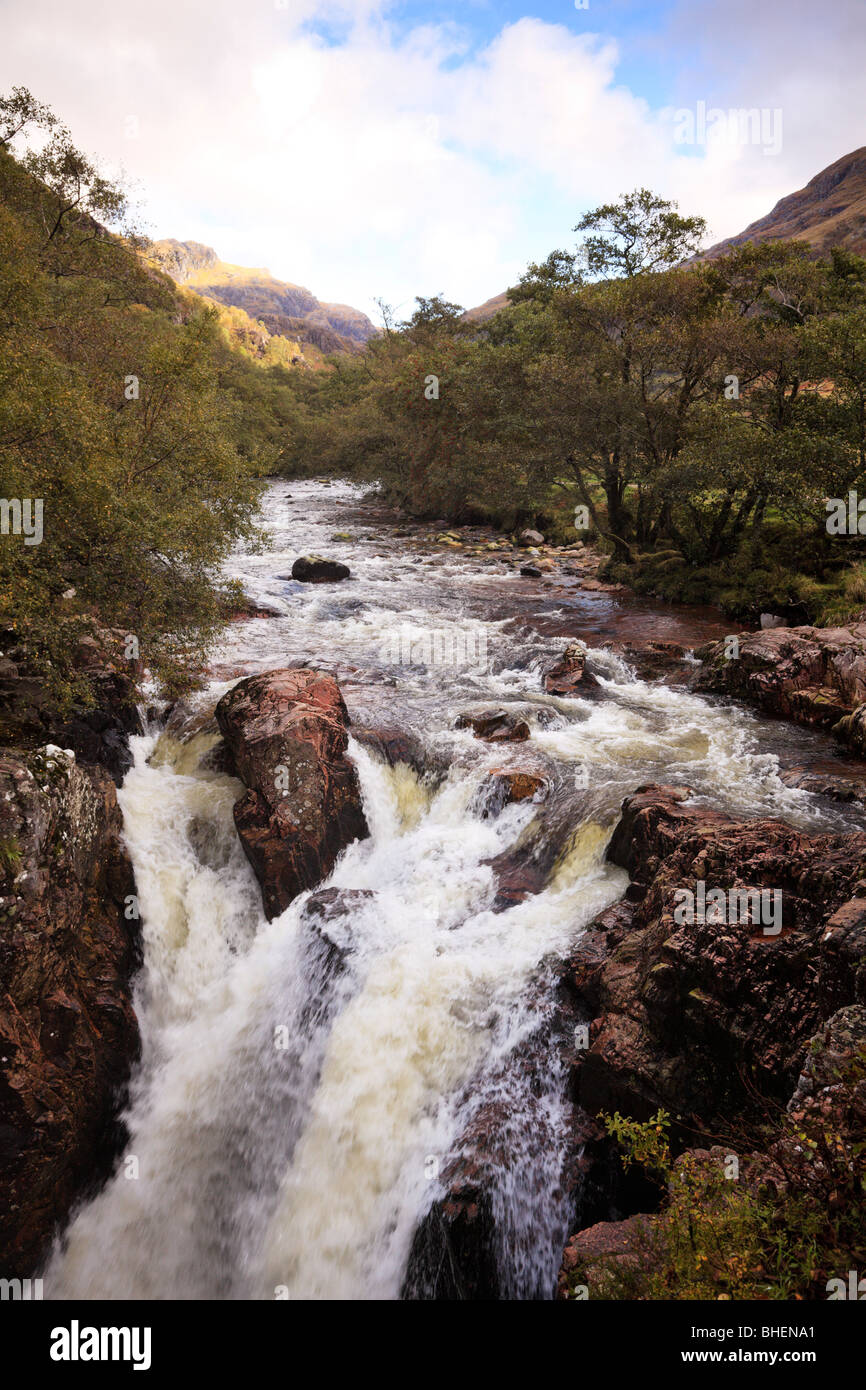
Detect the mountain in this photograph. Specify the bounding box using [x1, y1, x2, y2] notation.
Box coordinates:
[463, 290, 512, 324]
[145, 239, 376, 354]
[699, 146, 866, 260]
[463, 148, 866, 320]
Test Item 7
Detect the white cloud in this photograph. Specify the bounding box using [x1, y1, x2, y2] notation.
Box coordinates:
[0, 0, 863, 319]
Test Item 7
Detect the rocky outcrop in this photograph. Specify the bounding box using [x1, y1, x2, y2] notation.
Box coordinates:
[0, 748, 140, 1276]
[571, 784, 866, 1131]
[550, 786, 866, 1298]
[558, 1214, 648, 1299]
[0, 629, 140, 783]
[289, 555, 351, 584]
[351, 725, 435, 778]
[694, 623, 866, 751]
[215, 669, 369, 920]
[403, 984, 587, 1301]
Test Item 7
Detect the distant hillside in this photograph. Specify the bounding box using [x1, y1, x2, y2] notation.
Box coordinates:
[146, 239, 376, 355]
[463, 290, 512, 324]
[700, 147, 866, 259]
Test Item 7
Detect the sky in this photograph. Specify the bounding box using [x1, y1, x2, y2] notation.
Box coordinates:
[1, 0, 864, 323]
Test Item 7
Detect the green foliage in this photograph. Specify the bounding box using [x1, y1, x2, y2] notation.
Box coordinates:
[280, 185, 866, 620]
[0, 90, 307, 702]
[588, 1087, 866, 1301]
[603, 1109, 671, 1183]
[0, 835, 22, 877]
[574, 187, 707, 279]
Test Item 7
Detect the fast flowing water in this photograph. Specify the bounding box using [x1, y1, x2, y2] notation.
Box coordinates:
[47, 479, 866, 1300]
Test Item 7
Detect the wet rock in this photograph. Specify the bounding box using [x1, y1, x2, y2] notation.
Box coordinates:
[50, 675, 140, 783]
[300, 888, 375, 979]
[609, 640, 689, 682]
[519, 529, 544, 547]
[455, 710, 531, 743]
[228, 594, 284, 620]
[473, 770, 549, 819]
[544, 644, 600, 695]
[404, 991, 583, 1301]
[484, 783, 599, 912]
[832, 701, 866, 756]
[694, 623, 866, 748]
[520, 564, 542, 578]
[351, 725, 435, 777]
[289, 555, 351, 583]
[0, 636, 139, 784]
[215, 669, 369, 920]
[303, 886, 374, 923]
[573, 784, 866, 1133]
[552, 793, 866, 1297]
[0, 751, 140, 1275]
[779, 765, 866, 804]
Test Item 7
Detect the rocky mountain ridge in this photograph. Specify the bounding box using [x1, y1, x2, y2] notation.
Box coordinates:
[146, 238, 377, 355]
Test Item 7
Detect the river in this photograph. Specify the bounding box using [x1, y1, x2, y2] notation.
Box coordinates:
[45, 478, 866, 1300]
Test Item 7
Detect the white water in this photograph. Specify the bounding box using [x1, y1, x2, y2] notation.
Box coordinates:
[46, 479, 866, 1300]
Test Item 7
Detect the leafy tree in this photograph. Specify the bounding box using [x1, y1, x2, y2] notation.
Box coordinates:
[574, 187, 707, 280]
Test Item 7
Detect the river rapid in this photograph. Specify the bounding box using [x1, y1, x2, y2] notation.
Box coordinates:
[45, 479, 866, 1301]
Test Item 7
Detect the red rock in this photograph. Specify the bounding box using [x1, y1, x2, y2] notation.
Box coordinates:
[694, 623, 866, 749]
[557, 1215, 649, 1299]
[215, 669, 369, 920]
[0, 751, 139, 1275]
[574, 784, 866, 1130]
[544, 643, 599, 695]
[474, 770, 549, 818]
[455, 710, 531, 742]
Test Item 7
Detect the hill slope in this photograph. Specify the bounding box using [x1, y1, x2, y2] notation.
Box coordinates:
[700, 146, 866, 259]
[147, 239, 376, 354]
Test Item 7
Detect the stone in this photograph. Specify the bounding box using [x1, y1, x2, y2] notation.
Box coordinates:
[472, 770, 549, 818]
[215, 669, 369, 920]
[289, 555, 351, 583]
[0, 752, 139, 1275]
[694, 623, 866, 750]
[454, 710, 531, 743]
[544, 643, 600, 695]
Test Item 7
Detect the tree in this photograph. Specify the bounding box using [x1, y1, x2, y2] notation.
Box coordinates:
[575, 187, 707, 280]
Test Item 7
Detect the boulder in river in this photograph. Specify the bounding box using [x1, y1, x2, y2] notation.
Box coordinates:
[289, 555, 351, 583]
[473, 770, 549, 818]
[0, 749, 140, 1275]
[455, 710, 531, 743]
[518, 528, 544, 547]
[544, 643, 600, 695]
[215, 669, 369, 920]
